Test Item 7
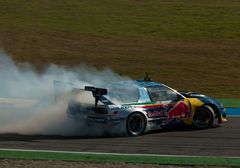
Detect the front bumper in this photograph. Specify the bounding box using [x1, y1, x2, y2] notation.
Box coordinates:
[218, 107, 227, 123]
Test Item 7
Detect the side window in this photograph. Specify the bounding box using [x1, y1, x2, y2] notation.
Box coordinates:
[107, 87, 140, 103]
[147, 86, 178, 101]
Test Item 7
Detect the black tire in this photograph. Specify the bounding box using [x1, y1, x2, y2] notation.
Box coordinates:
[127, 112, 146, 136]
[192, 105, 215, 129]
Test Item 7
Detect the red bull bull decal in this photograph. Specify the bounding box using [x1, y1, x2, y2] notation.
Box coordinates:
[162, 101, 191, 125]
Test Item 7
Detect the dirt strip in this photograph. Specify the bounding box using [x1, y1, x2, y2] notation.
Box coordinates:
[0, 159, 231, 168]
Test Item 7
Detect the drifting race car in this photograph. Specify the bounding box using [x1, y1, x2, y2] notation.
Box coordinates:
[65, 75, 227, 136]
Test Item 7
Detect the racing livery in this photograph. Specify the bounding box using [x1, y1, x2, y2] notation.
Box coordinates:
[65, 77, 227, 136]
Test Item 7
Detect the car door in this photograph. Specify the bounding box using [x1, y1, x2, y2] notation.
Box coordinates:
[146, 85, 190, 124]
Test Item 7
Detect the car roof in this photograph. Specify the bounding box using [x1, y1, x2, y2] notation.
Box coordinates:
[108, 80, 163, 89]
[135, 80, 163, 87]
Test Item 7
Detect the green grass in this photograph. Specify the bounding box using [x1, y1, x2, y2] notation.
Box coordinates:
[219, 99, 240, 108]
[0, 150, 240, 167]
[0, 0, 239, 39]
[0, 0, 240, 98]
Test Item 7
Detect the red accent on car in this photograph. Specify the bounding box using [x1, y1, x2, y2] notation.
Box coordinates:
[111, 111, 119, 115]
[163, 101, 191, 125]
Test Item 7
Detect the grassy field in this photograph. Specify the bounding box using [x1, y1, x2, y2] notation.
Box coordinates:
[0, 0, 239, 98]
[0, 150, 240, 167]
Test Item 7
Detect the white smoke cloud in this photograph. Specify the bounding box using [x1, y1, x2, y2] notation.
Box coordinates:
[0, 50, 130, 136]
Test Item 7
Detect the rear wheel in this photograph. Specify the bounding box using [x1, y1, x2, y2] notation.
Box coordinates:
[127, 113, 146, 136]
[192, 105, 215, 129]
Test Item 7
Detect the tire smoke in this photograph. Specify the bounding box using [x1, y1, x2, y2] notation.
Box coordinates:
[0, 51, 130, 136]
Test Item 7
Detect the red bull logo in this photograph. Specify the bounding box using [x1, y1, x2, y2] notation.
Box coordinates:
[162, 101, 191, 125]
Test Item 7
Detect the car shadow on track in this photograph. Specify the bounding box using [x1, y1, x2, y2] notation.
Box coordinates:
[0, 124, 220, 142]
[146, 122, 220, 135]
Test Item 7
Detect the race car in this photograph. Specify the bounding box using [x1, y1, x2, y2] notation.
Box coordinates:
[65, 75, 227, 136]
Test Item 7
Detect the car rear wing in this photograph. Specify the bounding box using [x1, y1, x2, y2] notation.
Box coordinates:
[85, 86, 108, 107]
[53, 80, 113, 106]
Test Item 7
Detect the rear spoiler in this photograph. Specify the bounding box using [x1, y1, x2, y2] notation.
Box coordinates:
[85, 86, 108, 107]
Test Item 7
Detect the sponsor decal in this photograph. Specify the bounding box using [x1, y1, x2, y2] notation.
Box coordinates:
[162, 101, 191, 125]
[121, 105, 133, 110]
[87, 115, 124, 124]
[147, 110, 164, 118]
[145, 104, 174, 118]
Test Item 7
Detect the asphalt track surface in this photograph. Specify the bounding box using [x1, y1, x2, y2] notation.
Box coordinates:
[0, 117, 239, 157]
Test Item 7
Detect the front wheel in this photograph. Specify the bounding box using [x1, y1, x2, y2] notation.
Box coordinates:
[127, 113, 146, 136]
[192, 105, 215, 129]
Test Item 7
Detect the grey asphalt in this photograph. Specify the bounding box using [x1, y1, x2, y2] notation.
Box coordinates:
[0, 117, 239, 157]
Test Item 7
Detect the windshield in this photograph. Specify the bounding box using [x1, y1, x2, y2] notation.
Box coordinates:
[147, 85, 179, 102]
